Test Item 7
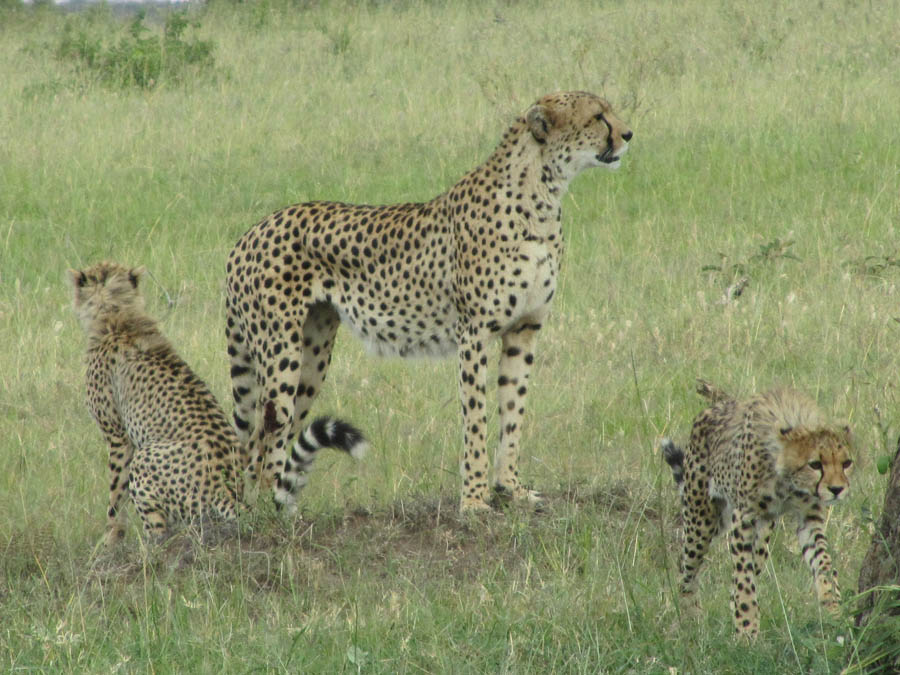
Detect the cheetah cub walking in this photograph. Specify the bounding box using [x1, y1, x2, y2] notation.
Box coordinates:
[661, 380, 853, 639]
[70, 262, 366, 544]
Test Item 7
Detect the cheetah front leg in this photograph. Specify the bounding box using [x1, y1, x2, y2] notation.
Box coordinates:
[101, 433, 135, 547]
[494, 320, 543, 505]
[128, 447, 171, 541]
[753, 516, 774, 585]
[457, 332, 491, 512]
[798, 502, 841, 613]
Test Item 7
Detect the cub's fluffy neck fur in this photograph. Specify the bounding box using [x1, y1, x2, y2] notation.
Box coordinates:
[84, 311, 170, 353]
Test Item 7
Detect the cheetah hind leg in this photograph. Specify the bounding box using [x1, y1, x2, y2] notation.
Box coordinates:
[676, 492, 723, 622]
[127, 446, 177, 542]
[271, 305, 345, 515]
[128, 487, 170, 543]
[729, 508, 762, 640]
[224, 315, 262, 503]
[287, 303, 341, 440]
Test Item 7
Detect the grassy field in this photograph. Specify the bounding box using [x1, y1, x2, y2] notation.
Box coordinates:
[2, 0, 900, 671]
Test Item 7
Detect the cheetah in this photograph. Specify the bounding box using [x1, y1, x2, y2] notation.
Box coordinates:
[661, 380, 853, 639]
[224, 91, 632, 513]
[70, 262, 367, 544]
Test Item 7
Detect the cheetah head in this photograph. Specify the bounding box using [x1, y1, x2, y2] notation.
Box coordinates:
[779, 425, 854, 504]
[68, 261, 146, 330]
[525, 91, 632, 179]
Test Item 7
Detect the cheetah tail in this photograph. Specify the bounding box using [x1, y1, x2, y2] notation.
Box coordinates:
[695, 378, 732, 404]
[660, 438, 684, 486]
[274, 417, 368, 512]
[294, 416, 369, 462]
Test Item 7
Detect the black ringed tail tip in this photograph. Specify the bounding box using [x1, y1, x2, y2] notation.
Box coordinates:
[661, 438, 685, 486]
[274, 416, 369, 510]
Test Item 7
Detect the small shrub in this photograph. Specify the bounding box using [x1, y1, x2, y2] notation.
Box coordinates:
[0, 0, 23, 17]
[701, 237, 800, 287]
[56, 20, 103, 70]
[54, 9, 216, 91]
[842, 252, 900, 278]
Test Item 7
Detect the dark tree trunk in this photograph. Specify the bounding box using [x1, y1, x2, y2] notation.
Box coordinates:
[856, 441, 900, 628]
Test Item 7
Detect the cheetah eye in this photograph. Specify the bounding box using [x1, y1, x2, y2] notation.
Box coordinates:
[842, 459, 853, 469]
[808, 460, 823, 471]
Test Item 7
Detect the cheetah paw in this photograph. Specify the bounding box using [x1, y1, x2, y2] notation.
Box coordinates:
[459, 496, 494, 514]
[101, 526, 126, 549]
[491, 484, 545, 510]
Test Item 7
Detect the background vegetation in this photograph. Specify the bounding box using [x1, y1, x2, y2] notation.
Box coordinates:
[2, 0, 899, 671]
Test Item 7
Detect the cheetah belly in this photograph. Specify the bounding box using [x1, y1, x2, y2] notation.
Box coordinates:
[333, 297, 458, 359]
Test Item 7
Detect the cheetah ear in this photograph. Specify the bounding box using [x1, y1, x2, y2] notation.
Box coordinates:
[781, 426, 814, 444]
[128, 266, 147, 289]
[780, 426, 806, 443]
[526, 104, 554, 144]
[67, 268, 87, 307]
[67, 269, 86, 289]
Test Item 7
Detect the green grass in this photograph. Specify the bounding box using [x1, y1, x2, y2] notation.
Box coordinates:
[2, 0, 900, 671]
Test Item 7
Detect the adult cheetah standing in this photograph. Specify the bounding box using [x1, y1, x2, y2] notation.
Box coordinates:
[225, 91, 632, 513]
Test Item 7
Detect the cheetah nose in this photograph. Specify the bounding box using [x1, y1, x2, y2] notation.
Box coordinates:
[622, 130, 633, 142]
[829, 485, 844, 498]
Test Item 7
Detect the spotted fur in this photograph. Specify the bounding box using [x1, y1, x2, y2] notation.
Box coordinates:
[662, 381, 853, 639]
[70, 262, 367, 543]
[70, 262, 247, 543]
[224, 91, 632, 513]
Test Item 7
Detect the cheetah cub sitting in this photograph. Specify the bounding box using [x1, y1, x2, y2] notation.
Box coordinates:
[69, 262, 367, 544]
[661, 380, 853, 639]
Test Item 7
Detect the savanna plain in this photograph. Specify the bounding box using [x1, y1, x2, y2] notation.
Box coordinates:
[2, 0, 900, 672]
